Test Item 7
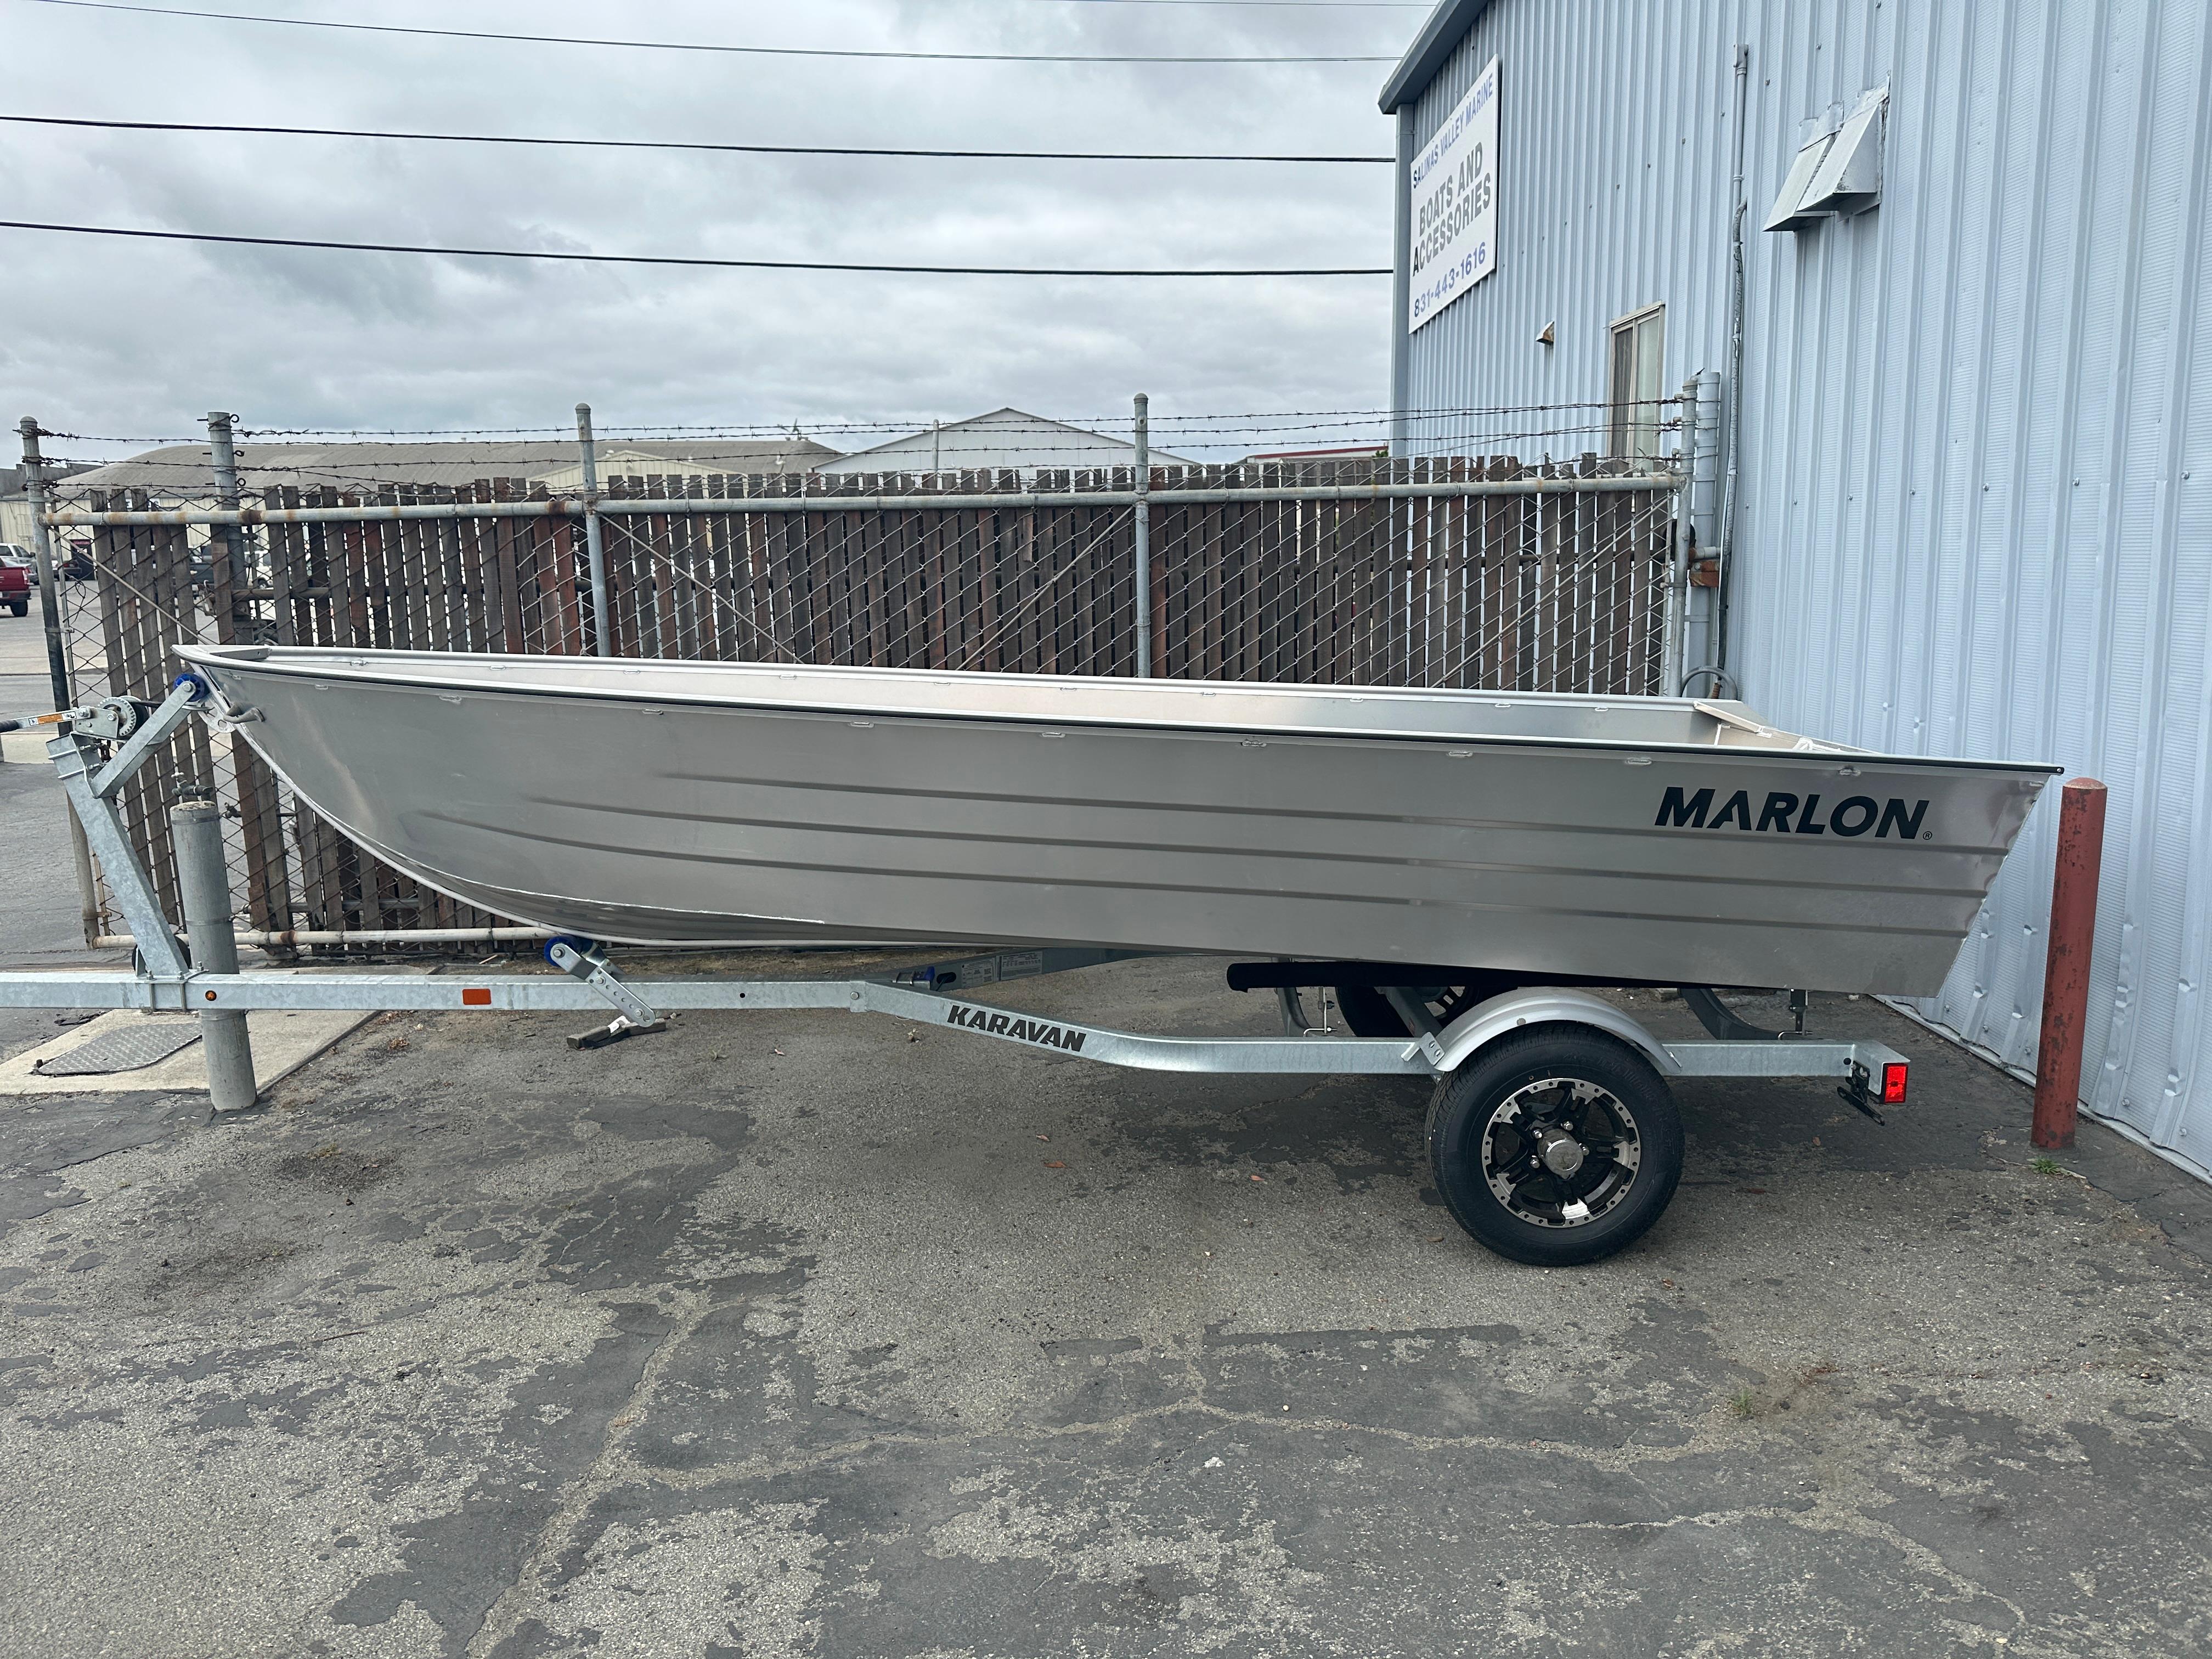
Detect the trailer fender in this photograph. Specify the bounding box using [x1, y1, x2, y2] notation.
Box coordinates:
[1432, 989, 1677, 1077]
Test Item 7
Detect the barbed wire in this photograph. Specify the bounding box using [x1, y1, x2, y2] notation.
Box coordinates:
[217, 399, 1673, 440]
[26, 399, 1689, 449]
[38, 427, 1676, 495]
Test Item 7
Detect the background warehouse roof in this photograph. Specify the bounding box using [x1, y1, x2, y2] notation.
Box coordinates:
[47, 437, 841, 495]
[814, 408, 1190, 476]
[1379, 0, 1498, 112]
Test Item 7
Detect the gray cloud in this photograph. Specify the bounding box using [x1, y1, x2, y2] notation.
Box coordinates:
[1, 0, 1415, 460]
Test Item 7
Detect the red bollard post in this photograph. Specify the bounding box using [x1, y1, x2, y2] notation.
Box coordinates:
[2031, 778, 2108, 1150]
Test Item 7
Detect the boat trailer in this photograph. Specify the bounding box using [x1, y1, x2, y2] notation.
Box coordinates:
[0, 675, 1913, 1265]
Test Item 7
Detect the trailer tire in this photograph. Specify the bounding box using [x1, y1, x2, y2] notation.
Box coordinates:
[1426, 1026, 1682, 1267]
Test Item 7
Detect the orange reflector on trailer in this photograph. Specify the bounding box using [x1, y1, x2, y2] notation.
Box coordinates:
[461, 987, 492, 1006]
[1882, 1061, 1908, 1104]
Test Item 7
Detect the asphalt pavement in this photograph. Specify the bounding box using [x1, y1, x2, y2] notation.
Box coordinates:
[0, 934, 2204, 1657]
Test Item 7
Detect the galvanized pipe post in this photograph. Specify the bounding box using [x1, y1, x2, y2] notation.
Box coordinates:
[577, 402, 613, 657]
[173, 797, 258, 1113]
[205, 411, 247, 589]
[1715, 42, 1752, 676]
[2032, 778, 2108, 1151]
[1664, 377, 1700, 692]
[18, 416, 102, 944]
[1388, 104, 1415, 457]
[1132, 392, 1152, 677]
[17, 418, 71, 715]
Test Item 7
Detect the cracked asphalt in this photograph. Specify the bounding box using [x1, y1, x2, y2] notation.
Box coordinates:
[0, 726, 2208, 1657]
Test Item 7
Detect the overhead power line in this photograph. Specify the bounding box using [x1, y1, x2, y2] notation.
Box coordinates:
[42, 405, 1616, 445]
[19, 0, 1398, 63]
[0, 219, 1393, 276]
[0, 114, 1391, 165]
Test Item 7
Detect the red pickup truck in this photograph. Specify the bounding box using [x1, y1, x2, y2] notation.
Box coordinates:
[0, 544, 32, 617]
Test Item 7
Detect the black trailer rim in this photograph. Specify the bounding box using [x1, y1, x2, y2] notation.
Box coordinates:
[1480, 1076, 1644, 1228]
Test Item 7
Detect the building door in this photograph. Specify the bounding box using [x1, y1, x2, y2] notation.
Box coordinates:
[1607, 305, 1666, 460]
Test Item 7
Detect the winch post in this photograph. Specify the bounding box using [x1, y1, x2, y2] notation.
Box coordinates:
[47, 746, 188, 983]
[41, 676, 215, 985]
[173, 797, 258, 1111]
[89, 679, 207, 800]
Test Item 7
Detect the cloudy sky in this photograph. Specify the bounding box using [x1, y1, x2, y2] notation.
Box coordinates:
[2, 0, 1423, 463]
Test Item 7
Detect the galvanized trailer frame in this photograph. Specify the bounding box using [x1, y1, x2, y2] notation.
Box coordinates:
[0, 675, 1912, 1263]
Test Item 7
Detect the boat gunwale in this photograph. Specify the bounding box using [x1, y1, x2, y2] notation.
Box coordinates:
[176, 645, 2065, 778]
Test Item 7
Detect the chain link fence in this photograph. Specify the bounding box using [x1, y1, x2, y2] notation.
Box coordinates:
[30, 419, 1687, 950]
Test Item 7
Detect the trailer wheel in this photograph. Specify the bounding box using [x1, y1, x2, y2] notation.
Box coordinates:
[1426, 1027, 1683, 1267]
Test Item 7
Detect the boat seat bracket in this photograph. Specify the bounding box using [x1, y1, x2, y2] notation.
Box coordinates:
[548, 938, 670, 1050]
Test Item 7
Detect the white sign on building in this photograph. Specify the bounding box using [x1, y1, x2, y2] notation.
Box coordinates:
[1407, 57, 1500, 334]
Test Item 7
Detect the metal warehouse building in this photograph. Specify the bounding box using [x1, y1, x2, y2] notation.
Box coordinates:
[1382, 0, 2211, 1177]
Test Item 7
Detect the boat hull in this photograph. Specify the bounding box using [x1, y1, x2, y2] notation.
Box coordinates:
[179, 648, 2055, 996]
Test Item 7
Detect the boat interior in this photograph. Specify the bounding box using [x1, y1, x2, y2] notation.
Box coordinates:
[189, 644, 1855, 753]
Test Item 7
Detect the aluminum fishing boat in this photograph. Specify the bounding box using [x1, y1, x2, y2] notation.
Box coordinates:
[177, 645, 2057, 996]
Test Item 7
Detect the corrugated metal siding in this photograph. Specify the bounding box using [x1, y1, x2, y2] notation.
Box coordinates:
[1401, 0, 2212, 1177]
[1402, 0, 1750, 459]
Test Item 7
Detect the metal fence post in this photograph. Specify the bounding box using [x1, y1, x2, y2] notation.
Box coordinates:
[17, 418, 71, 714]
[1389, 105, 1415, 458]
[1664, 377, 1709, 692]
[18, 416, 103, 944]
[1133, 393, 1152, 677]
[577, 402, 613, 657]
[173, 795, 258, 1112]
[205, 410, 246, 589]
